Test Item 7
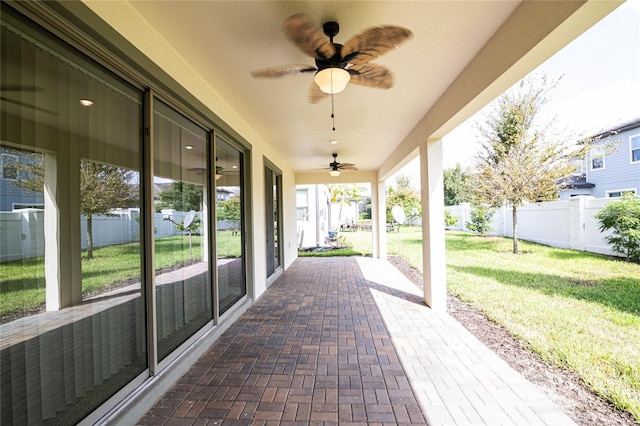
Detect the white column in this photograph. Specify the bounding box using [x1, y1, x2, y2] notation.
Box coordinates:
[419, 139, 446, 310]
[44, 150, 82, 311]
[373, 179, 387, 259]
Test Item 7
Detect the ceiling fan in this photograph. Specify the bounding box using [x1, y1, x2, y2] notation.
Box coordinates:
[251, 13, 412, 103]
[325, 153, 357, 176]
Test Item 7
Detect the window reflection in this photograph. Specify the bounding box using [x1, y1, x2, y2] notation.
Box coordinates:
[1, 17, 145, 424]
[216, 137, 246, 314]
[153, 100, 211, 360]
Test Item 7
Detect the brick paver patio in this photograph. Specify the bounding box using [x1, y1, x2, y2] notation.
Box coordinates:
[139, 257, 575, 425]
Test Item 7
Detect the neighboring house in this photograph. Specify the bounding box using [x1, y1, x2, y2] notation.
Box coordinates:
[295, 184, 363, 248]
[560, 117, 640, 200]
[296, 184, 330, 248]
[0, 146, 44, 211]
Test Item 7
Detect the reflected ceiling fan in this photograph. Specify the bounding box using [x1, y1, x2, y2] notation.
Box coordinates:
[251, 13, 412, 103]
[325, 153, 357, 176]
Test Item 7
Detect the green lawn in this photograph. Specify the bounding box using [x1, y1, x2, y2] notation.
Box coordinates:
[336, 227, 640, 421]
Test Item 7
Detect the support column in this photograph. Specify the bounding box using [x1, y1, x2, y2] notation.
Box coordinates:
[44, 149, 82, 311]
[372, 179, 387, 259]
[419, 139, 446, 310]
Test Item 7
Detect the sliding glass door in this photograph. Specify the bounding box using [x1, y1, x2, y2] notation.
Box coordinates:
[264, 162, 282, 281]
[215, 136, 246, 314]
[153, 100, 212, 360]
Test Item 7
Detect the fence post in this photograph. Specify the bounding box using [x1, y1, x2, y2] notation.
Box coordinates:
[568, 196, 592, 251]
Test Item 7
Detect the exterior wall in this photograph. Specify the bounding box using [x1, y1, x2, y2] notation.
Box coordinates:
[585, 125, 640, 198]
[0, 150, 44, 211]
[296, 184, 330, 248]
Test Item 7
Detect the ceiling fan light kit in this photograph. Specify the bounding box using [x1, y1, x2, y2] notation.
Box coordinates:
[329, 169, 341, 177]
[251, 13, 412, 103]
[314, 67, 350, 94]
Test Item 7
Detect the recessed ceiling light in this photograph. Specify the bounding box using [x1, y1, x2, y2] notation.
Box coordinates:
[185, 145, 194, 150]
[79, 99, 94, 107]
[330, 140, 338, 145]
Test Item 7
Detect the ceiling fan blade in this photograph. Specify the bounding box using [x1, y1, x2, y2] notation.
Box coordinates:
[341, 26, 413, 64]
[251, 64, 317, 79]
[308, 81, 329, 103]
[349, 64, 393, 89]
[1, 96, 58, 115]
[339, 165, 358, 171]
[0, 84, 43, 92]
[338, 162, 356, 168]
[283, 13, 336, 60]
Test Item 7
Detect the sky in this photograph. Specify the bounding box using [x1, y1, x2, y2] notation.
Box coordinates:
[396, 0, 640, 179]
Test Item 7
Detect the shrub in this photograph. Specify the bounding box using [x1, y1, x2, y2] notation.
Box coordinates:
[466, 205, 494, 236]
[444, 210, 458, 229]
[595, 196, 640, 261]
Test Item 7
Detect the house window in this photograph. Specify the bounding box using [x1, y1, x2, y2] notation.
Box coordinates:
[606, 189, 636, 198]
[590, 147, 605, 170]
[0, 153, 18, 180]
[631, 135, 640, 163]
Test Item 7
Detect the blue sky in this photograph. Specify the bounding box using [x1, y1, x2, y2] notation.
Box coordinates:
[398, 0, 639, 178]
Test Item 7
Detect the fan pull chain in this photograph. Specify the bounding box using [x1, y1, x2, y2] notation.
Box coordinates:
[330, 69, 336, 131]
[331, 93, 336, 131]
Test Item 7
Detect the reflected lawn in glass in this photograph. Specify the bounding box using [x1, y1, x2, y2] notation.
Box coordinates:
[1, 235, 201, 318]
[216, 229, 242, 258]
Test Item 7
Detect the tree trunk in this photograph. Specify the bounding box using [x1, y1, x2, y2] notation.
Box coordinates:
[512, 205, 518, 254]
[87, 214, 94, 259]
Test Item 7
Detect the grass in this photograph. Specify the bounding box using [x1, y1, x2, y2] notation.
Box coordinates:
[444, 231, 640, 421]
[2, 234, 213, 316]
[1, 231, 244, 317]
[303, 227, 640, 421]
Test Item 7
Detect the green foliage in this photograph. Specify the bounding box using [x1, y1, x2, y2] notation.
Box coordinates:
[169, 214, 201, 235]
[444, 210, 458, 228]
[472, 74, 578, 252]
[359, 195, 372, 220]
[217, 197, 242, 226]
[466, 205, 494, 236]
[159, 182, 203, 212]
[386, 174, 421, 223]
[595, 196, 640, 261]
[443, 163, 472, 206]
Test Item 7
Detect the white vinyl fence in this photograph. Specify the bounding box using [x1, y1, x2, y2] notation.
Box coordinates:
[445, 196, 618, 257]
[0, 208, 206, 262]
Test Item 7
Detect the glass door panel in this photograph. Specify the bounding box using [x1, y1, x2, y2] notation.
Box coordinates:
[264, 165, 282, 279]
[153, 100, 211, 360]
[0, 16, 145, 424]
[215, 136, 245, 314]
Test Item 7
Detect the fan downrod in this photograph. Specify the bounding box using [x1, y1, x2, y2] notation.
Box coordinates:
[323, 21, 339, 40]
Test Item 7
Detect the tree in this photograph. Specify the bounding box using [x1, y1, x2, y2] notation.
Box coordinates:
[466, 204, 494, 236]
[443, 163, 472, 206]
[159, 182, 203, 212]
[595, 196, 640, 262]
[217, 197, 242, 228]
[471, 75, 578, 253]
[12, 152, 137, 259]
[327, 184, 365, 224]
[386, 174, 421, 223]
[80, 162, 137, 259]
[444, 210, 458, 229]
